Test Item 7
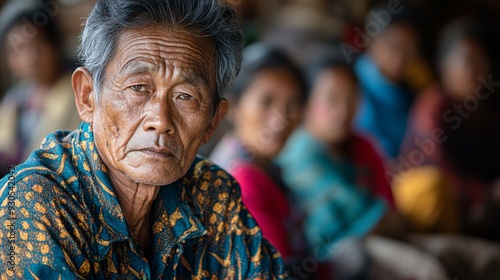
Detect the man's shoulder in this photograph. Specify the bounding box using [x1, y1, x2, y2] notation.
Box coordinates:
[179, 157, 250, 230]
[0, 155, 92, 277]
[10, 129, 77, 176]
[175, 158, 285, 278]
[0, 166, 84, 213]
[182, 157, 242, 206]
[0, 129, 84, 210]
[184, 156, 240, 195]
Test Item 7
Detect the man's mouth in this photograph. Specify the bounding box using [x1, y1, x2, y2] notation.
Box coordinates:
[135, 147, 176, 158]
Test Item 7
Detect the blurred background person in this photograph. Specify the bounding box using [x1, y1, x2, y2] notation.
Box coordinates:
[0, 2, 81, 174]
[354, 6, 420, 161]
[304, 57, 395, 207]
[395, 17, 500, 240]
[0, 0, 8, 97]
[209, 44, 308, 274]
[278, 54, 450, 280]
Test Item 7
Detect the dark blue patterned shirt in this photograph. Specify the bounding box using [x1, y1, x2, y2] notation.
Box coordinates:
[0, 122, 284, 279]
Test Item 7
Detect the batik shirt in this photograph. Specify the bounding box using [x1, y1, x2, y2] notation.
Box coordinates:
[0, 122, 285, 279]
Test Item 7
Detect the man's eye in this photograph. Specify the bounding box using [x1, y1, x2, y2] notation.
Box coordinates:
[178, 93, 194, 100]
[130, 85, 147, 92]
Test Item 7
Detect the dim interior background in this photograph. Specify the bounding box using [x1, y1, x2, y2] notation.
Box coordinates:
[1, 0, 500, 97]
[2, 0, 500, 279]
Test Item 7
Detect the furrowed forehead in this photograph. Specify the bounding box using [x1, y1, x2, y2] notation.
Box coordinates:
[108, 26, 216, 89]
[118, 59, 209, 88]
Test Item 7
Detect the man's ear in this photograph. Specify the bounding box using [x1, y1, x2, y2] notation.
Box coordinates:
[223, 94, 237, 124]
[201, 98, 229, 145]
[72, 67, 96, 123]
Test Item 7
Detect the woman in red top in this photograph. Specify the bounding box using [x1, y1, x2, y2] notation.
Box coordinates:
[210, 43, 308, 269]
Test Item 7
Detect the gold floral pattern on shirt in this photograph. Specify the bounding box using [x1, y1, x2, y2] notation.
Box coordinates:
[0, 122, 285, 279]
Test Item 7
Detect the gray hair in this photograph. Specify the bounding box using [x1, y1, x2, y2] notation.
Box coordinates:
[78, 0, 243, 107]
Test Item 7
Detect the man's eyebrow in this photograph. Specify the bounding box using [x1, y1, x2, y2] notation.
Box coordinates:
[119, 61, 156, 76]
[181, 71, 210, 88]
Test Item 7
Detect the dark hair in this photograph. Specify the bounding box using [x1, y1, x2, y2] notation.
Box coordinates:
[227, 43, 307, 103]
[78, 0, 243, 109]
[306, 53, 358, 93]
[0, 3, 61, 53]
[366, 2, 421, 40]
[436, 17, 496, 74]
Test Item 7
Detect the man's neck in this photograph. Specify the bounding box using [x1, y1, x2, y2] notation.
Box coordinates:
[108, 169, 160, 256]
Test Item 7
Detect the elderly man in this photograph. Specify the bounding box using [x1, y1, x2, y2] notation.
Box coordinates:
[0, 0, 285, 278]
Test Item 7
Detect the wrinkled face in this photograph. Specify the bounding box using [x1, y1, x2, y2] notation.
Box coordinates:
[5, 24, 59, 84]
[441, 39, 490, 100]
[371, 24, 418, 83]
[233, 68, 303, 160]
[91, 26, 220, 186]
[306, 68, 358, 144]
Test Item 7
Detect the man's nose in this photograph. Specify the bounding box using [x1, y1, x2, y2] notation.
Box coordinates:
[142, 97, 176, 134]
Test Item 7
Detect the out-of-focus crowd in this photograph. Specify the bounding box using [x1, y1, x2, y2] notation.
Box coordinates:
[2, 0, 500, 279]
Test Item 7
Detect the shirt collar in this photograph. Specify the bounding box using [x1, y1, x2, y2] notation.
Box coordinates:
[74, 122, 207, 260]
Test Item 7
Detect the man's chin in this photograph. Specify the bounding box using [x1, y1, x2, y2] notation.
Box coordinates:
[122, 164, 185, 187]
[127, 175, 180, 187]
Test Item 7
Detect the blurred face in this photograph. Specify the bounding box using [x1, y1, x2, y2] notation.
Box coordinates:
[306, 68, 358, 144]
[88, 26, 225, 186]
[233, 68, 303, 160]
[441, 39, 490, 100]
[370, 24, 418, 83]
[5, 24, 60, 84]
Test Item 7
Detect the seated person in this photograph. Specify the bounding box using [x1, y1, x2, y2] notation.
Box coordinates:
[354, 7, 419, 159]
[0, 3, 81, 174]
[210, 44, 307, 270]
[0, 0, 285, 278]
[304, 57, 395, 207]
[279, 31, 500, 280]
[278, 55, 414, 279]
[395, 17, 500, 239]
